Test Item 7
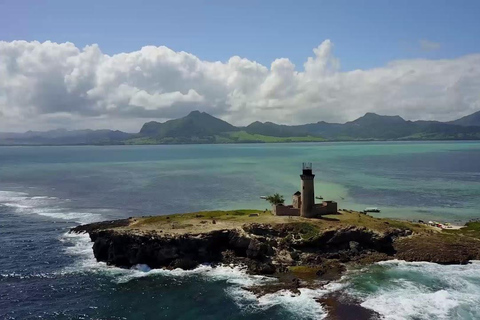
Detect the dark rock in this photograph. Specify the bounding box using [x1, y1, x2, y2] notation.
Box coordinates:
[318, 292, 381, 320]
[349, 241, 360, 251]
[71, 218, 131, 233]
[170, 258, 199, 270]
[292, 226, 400, 257]
[72, 220, 435, 283]
[246, 239, 273, 259]
[315, 260, 346, 281]
[242, 223, 280, 237]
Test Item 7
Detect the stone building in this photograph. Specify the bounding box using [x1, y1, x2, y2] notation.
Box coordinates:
[272, 163, 338, 218]
[292, 191, 301, 209]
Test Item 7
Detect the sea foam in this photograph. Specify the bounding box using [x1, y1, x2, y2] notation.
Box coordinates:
[61, 231, 335, 319]
[0, 190, 104, 224]
[346, 260, 480, 320]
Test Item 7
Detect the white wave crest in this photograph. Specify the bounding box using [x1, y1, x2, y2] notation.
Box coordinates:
[0, 190, 104, 224]
[60, 231, 338, 319]
[347, 260, 480, 320]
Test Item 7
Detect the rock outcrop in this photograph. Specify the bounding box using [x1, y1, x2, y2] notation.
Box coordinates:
[71, 222, 409, 276]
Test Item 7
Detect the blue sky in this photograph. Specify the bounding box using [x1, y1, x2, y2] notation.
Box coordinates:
[0, 0, 479, 131]
[1, 0, 480, 71]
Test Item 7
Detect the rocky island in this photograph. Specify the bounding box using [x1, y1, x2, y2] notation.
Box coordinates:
[70, 163, 480, 318]
[71, 209, 480, 288]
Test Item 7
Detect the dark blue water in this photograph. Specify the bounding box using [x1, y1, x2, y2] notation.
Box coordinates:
[1, 142, 480, 319]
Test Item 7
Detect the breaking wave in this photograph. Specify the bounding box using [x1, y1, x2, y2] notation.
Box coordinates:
[7, 189, 480, 319]
[345, 260, 480, 320]
[60, 232, 336, 319]
[0, 190, 104, 224]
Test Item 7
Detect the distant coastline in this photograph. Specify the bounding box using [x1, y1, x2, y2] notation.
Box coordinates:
[1, 110, 480, 146]
[2, 138, 480, 147]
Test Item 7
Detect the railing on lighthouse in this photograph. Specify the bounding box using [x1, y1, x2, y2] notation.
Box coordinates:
[302, 162, 313, 176]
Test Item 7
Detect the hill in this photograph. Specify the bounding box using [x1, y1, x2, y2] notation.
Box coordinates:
[133, 110, 240, 144]
[237, 112, 480, 141]
[448, 110, 480, 127]
[140, 110, 238, 137]
[244, 121, 308, 137]
[3, 109, 480, 145]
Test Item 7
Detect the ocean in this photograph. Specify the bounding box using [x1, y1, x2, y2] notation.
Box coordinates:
[1, 141, 480, 319]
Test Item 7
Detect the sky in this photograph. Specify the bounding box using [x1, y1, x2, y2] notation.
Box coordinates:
[0, 0, 480, 132]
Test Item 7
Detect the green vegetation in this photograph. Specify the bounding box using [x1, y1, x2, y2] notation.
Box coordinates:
[4, 110, 480, 146]
[288, 266, 322, 280]
[265, 193, 285, 206]
[285, 222, 321, 240]
[124, 131, 327, 145]
[135, 210, 260, 224]
[224, 131, 326, 143]
[449, 110, 480, 127]
[108, 209, 434, 238]
[444, 221, 480, 238]
[129, 111, 480, 145]
[139, 110, 237, 138]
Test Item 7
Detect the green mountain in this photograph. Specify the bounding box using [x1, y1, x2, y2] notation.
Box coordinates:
[140, 110, 238, 137]
[448, 110, 480, 127]
[130, 110, 480, 144]
[129, 110, 326, 144]
[245, 121, 308, 137]
[241, 112, 480, 141]
[2, 110, 480, 145]
[132, 111, 240, 144]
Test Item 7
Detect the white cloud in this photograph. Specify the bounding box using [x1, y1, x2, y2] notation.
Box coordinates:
[129, 89, 204, 110]
[0, 39, 479, 132]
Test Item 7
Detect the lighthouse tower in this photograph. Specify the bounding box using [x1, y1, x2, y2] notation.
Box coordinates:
[300, 162, 316, 218]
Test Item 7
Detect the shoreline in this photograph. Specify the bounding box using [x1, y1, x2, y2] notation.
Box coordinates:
[68, 209, 480, 319]
[71, 209, 480, 281]
[1, 139, 480, 147]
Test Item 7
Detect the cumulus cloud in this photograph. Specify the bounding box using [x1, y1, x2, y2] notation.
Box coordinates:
[0, 39, 479, 131]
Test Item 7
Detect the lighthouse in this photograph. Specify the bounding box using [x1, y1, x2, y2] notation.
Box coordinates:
[271, 163, 338, 218]
[300, 162, 316, 218]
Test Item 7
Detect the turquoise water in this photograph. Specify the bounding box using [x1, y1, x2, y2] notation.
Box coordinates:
[344, 260, 480, 319]
[1, 141, 480, 319]
[1, 141, 479, 221]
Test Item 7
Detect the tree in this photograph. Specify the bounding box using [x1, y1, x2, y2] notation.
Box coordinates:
[265, 193, 285, 206]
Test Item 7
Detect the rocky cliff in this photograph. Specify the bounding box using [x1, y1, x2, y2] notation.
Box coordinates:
[71, 220, 415, 278]
[71, 209, 480, 284]
[70, 211, 480, 319]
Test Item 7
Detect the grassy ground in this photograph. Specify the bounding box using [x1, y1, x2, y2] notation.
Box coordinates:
[223, 131, 326, 143]
[444, 222, 480, 237]
[115, 209, 433, 236]
[123, 131, 327, 145]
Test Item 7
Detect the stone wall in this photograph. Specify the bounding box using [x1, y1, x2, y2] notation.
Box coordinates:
[273, 204, 300, 216]
[273, 201, 337, 217]
[313, 201, 338, 216]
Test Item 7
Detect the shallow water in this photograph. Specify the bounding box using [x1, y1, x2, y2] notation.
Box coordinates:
[1, 142, 480, 319]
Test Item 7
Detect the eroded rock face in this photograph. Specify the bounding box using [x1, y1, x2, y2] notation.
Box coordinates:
[88, 229, 231, 269]
[394, 234, 480, 264]
[294, 226, 411, 255]
[72, 223, 409, 276]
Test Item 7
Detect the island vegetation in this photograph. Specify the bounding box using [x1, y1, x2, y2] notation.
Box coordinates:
[264, 193, 285, 206]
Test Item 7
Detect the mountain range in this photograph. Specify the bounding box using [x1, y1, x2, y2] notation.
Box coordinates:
[1, 110, 480, 145]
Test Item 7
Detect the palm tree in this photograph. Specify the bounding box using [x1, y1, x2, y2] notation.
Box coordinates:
[265, 193, 285, 206]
